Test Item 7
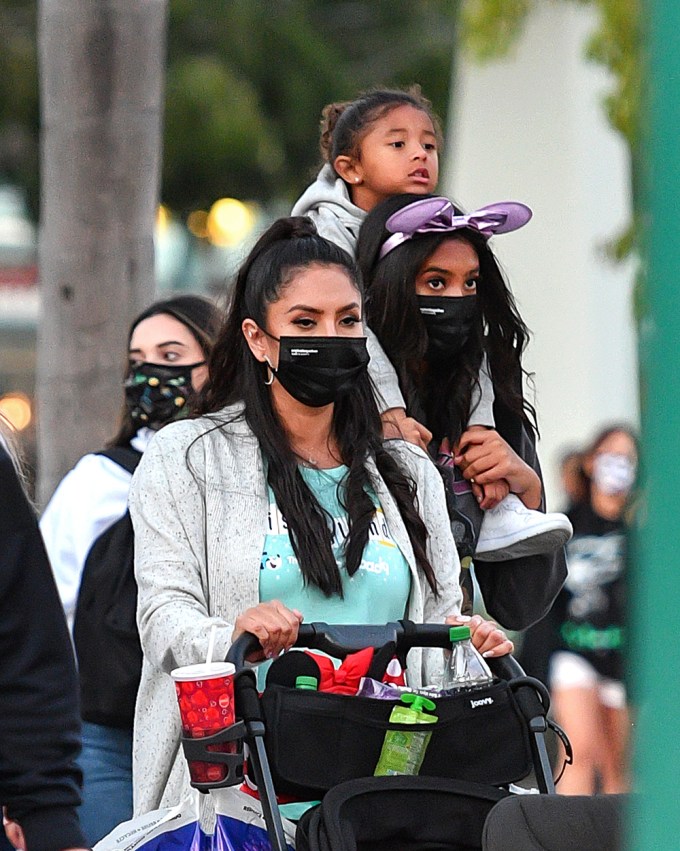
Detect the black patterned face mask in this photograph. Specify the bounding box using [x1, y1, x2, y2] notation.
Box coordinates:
[124, 361, 204, 429]
[417, 295, 479, 362]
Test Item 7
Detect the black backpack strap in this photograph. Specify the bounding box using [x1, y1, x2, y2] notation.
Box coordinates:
[96, 446, 143, 475]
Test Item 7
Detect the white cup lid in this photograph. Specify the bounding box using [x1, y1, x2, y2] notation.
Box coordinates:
[170, 662, 235, 681]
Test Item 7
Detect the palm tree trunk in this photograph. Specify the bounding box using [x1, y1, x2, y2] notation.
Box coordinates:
[36, 0, 167, 504]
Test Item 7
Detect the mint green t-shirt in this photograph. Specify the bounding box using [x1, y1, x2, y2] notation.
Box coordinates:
[259, 465, 411, 624]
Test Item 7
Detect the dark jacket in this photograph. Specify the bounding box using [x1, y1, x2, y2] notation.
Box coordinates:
[472, 394, 568, 631]
[0, 444, 87, 851]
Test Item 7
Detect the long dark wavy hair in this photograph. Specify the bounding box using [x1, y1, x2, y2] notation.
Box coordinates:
[109, 295, 223, 448]
[357, 193, 537, 446]
[195, 216, 437, 597]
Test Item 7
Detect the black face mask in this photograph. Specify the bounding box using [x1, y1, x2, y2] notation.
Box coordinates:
[268, 336, 369, 407]
[417, 295, 478, 362]
[124, 361, 204, 429]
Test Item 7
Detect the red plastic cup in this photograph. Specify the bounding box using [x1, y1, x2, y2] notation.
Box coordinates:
[171, 661, 237, 784]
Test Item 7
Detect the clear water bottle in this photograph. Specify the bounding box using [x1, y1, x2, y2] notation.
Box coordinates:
[441, 626, 493, 692]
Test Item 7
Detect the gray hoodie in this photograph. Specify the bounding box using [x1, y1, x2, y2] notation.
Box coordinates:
[292, 165, 404, 411]
[292, 164, 365, 259]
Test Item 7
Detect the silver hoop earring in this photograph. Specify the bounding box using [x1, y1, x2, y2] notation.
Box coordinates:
[264, 356, 275, 386]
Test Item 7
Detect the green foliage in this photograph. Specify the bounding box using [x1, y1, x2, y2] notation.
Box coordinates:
[163, 0, 458, 210]
[585, 0, 641, 148]
[0, 1, 457, 217]
[0, 1, 39, 217]
[459, 0, 532, 61]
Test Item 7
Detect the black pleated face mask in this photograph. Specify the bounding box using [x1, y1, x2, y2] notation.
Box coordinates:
[269, 336, 370, 407]
[417, 295, 479, 362]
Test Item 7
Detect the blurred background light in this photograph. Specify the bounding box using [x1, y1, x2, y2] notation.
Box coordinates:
[156, 204, 171, 235]
[0, 391, 32, 431]
[206, 198, 255, 247]
[187, 209, 209, 239]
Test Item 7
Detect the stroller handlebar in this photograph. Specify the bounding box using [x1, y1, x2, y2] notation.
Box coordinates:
[226, 621, 524, 681]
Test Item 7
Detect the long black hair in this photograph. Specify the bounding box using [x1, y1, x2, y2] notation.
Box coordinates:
[196, 216, 437, 597]
[357, 193, 537, 445]
[109, 295, 222, 448]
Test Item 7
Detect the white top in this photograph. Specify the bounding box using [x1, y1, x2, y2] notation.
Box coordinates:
[40, 429, 152, 629]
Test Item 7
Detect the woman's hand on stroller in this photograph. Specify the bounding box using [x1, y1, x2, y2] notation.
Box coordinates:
[232, 600, 304, 661]
[446, 614, 514, 659]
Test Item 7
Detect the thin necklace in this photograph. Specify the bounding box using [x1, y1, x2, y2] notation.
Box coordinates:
[294, 451, 318, 468]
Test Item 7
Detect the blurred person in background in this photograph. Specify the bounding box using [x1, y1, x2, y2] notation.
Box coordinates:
[0, 418, 88, 851]
[517, 443, 589, 684]
[549, 425, 637, 795]
[39, 296, 222, 844]
[558, 446, 588, 513]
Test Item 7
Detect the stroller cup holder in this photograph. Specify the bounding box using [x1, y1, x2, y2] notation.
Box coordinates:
[181, 719, 247, 791]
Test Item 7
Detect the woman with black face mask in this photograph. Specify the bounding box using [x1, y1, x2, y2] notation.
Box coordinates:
[356, 194, 571, 630]
[127, 217, 513, 817]
[39, 294, 222, 845]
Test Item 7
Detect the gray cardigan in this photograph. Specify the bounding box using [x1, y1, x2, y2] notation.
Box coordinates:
[129, 405, 462, 814]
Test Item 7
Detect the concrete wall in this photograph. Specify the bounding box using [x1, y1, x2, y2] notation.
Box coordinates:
[444, 2, 638, 505]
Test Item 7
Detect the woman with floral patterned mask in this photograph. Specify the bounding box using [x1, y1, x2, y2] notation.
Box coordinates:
[39, 295, 222, 845]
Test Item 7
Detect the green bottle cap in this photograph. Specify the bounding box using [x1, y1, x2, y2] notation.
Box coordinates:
[449, 625, 471, 642]
[295, 676, 318, 690]
[400, 692, 437, 712]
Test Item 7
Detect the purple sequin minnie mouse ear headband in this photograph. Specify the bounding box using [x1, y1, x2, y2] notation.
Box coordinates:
[379, 196, 533, 259]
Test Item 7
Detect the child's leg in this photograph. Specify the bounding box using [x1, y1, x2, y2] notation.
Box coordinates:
[474, 494, 573, 561]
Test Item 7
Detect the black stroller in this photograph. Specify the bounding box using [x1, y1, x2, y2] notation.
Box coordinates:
[181, 621, 570, 851]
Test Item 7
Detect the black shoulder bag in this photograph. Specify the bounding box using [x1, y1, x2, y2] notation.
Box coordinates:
[73, 446, 143, 729]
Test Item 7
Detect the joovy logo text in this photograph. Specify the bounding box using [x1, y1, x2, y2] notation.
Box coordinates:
[470, 696, 494, 709]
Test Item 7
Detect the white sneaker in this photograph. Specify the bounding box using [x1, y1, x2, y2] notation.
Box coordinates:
[474, 494, 573, 562]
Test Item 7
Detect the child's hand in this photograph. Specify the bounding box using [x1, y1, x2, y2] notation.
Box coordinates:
[446, 614, 514, 658]
[454, 428, 542, 509]
[381, 408, 432, 453]
[477, 478, 510, 510]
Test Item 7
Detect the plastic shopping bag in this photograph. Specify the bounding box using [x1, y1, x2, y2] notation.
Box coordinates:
[212, 787, 295, 850]
[93, 795, 208, 850]
[93, 788, 295, 851]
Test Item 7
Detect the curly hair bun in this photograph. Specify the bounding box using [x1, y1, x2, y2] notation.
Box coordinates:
[319, 101, 351, 161]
